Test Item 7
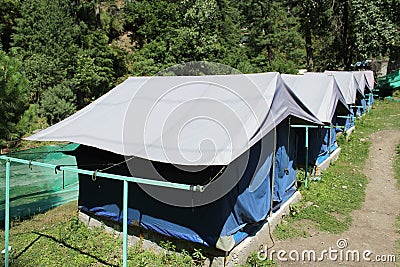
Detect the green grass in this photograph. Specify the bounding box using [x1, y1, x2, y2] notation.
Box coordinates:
[242, 99, 400, 266]
[241, 252, 277, 267]
[0, 202, 198, 266]
[273, 100, 400, 241]
[271, 100, 400, 242]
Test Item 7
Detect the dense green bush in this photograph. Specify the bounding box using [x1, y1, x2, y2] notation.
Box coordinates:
[0, 50, 28, 144]
[40, 84, 76, 125]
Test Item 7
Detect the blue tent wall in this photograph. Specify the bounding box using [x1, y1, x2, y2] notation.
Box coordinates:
[75, 135, 276, 250]
[294, 123, 339, 167]
[329, 127, 338, 153]
[74, 121, 299, 251]
[295, 127, 327, 166]
[368, 93, 374, 107]
[335, 110, 355, 132]
[355, 98, 367, 116]
[273, 118, 298, 206]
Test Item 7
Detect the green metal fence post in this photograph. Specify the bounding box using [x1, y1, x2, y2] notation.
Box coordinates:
[305, 127, 309, 189]
[5, 159, 10, 267]
[123, 180, 128, 267]
[328, 125, 331, 156]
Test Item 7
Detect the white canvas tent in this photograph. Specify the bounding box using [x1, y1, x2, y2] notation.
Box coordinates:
[282, 73, 348, 167]
[353, 71, 368, 94]
[282, 73, 348, 123]
[26, 73, 322, 251]
[324, 71, 363, 105]
[324, 70, 366, 130]
[363, 70, 375, 90]
[27, 73, 320, 166]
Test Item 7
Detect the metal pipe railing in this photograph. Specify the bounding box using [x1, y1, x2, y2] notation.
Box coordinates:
[290, 125, 345, 188]
[0, 155, 203, 267]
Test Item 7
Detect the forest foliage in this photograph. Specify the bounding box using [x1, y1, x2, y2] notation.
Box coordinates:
[0, 0, 399, 146]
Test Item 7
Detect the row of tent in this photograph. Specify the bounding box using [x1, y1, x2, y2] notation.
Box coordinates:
[26, 70, 375, 252]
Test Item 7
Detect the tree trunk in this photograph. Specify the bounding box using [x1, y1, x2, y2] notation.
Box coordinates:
[305, 26, 313, 71]
[342, 0, 351, 69]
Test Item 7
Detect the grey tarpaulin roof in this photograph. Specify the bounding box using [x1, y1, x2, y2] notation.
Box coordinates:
[26, 73, 321, 165]
[352, 71, 373, 93]
[363, 70, 375, 90]
[282, 73, 349, 123]
[324, 71, 363, 104]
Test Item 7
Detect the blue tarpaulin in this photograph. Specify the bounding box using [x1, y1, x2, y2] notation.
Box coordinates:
[75, 118, 300, 251]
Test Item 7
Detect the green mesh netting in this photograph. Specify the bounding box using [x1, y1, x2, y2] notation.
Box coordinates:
[0, 143, 79, 221]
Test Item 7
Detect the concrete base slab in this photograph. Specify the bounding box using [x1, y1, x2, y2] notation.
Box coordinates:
[328, 146, 341, 163]
[346, 126, 356, 139]
[312, 147, 342, 175]
[79, 210, 224, 257]
[336, 126, 355, 140]
[79, 191, 302, 267]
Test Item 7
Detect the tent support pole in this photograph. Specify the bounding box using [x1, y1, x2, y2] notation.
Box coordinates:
[290, 124, 345, 188]
[328, 125, 332, 156]
[4, 160, 10, 267]
[123, 180, 128, 267]
[305, 127, 309, 189]
[269, 127, 277, 217]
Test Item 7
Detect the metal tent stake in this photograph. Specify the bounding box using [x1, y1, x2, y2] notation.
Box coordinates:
[1, 155, 203, 267]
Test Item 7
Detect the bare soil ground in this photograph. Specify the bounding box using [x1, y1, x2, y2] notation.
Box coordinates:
[273, 130, 400, 266]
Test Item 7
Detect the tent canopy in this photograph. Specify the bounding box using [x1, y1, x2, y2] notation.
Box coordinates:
[26, 73, 320, 166]
[363, 70, 375, 90]
[325, 71, 363, 104]
[282, 73, 349, 123]
[353, 71, 369, 94]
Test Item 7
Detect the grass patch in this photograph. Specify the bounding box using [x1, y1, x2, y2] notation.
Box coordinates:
[273, 99, 400, 240]
[241, 252, 277, 267]
[0, 202, 198, 266]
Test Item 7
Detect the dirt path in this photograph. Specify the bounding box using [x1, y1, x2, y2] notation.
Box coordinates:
[272, 130, 400, 266]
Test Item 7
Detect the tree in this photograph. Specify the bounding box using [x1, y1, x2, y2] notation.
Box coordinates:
[40, 83, 76, 125]
[124, 0, 248, 75]
[235, 0, 305, 73]
[293, 0, 332, 70]
[0, 0, 20, 51]
[12, 0, 125, 115]
[351, 0, 398, 61]
[0, 50, 29, 143]
[11, 0, 79, 103]
[328, 0, 398, 69]
[378, 0, 400, 72]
